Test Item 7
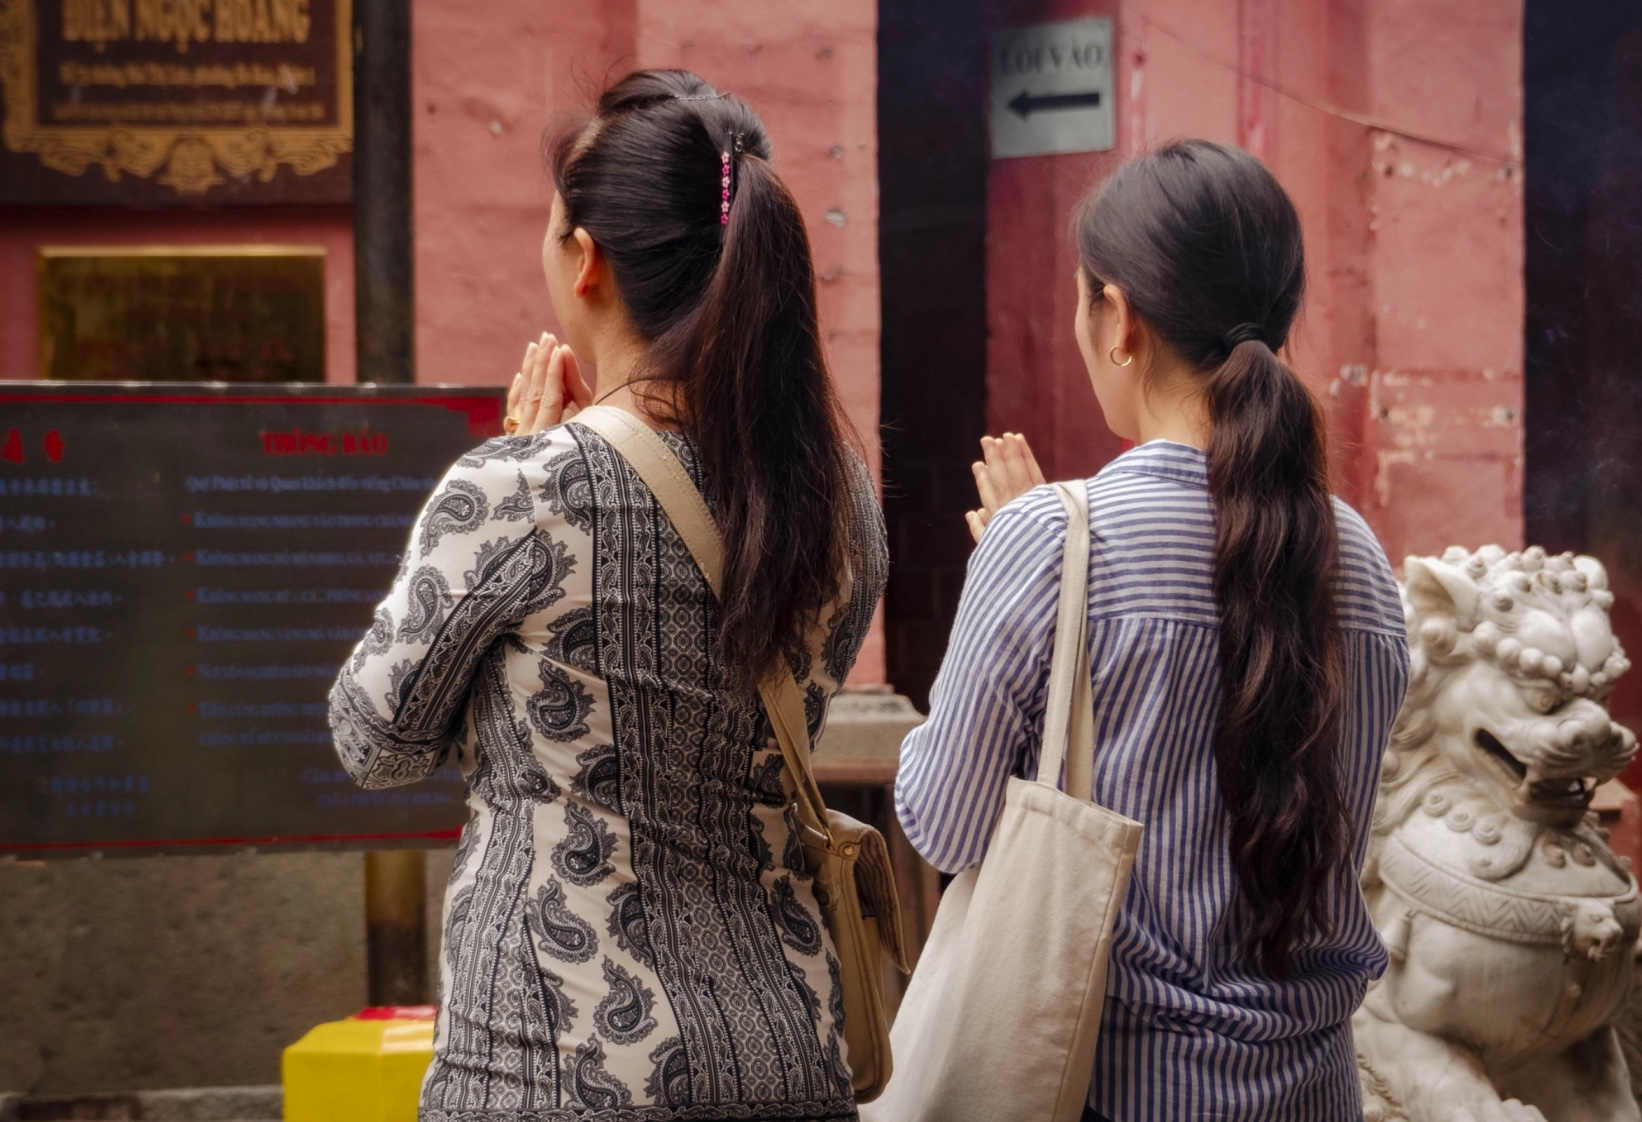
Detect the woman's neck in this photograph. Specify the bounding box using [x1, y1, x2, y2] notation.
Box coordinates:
[1135, 401, 1210, 449]
[587, 333, 680, 429]
[1133, 360, 1211, 450]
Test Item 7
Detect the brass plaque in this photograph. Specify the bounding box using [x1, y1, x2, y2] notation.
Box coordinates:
[39, 246, 325, 381]
[0, 0, 351, 203]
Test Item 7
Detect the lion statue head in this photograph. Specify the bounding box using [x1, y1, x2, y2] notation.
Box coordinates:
[1375, 546, 1636, 844]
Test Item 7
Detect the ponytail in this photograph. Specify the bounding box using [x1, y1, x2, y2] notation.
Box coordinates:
[549, 71, 857, 692]
[656, 149, 857, 689]
[1205, 336, 1344, 978]
[1076, 140, 1347, 977]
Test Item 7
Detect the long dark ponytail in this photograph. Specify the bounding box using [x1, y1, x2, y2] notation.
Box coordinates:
[1075, 140, 1346, 978]
[549, 70, 858, 692]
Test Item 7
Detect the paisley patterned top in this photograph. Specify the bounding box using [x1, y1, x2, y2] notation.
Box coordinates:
[329, 421, 886, 1122]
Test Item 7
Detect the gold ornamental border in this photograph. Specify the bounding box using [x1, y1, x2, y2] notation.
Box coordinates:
[0, 0, 352, 196]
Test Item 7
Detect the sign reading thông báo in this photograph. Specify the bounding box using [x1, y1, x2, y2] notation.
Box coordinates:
[990, 17, 1115, 160]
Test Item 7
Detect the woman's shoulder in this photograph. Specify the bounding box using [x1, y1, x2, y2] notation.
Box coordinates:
[1330, 498, 1408, 638]
[419, 425, 593, 536]
[841, 449, 888, 590]
[843, 448, 880, 503]
[992, 483, 1076, 541]
[971, 485, 1079, 584]
[452, 426, 583, 480]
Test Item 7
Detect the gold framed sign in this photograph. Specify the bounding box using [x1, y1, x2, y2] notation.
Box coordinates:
[39, 246, 326, 381]
[0, 0, 351, 203]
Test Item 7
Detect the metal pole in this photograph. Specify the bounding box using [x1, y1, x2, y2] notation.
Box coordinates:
[353, 0, 414, 385]
[365, 850, 428, 1006]
[354, 0, 424, 1005]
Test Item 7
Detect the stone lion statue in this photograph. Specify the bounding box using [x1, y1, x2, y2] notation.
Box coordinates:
[1354, 545, 1641, 1122]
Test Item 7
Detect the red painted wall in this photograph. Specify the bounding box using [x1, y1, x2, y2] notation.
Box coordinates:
[411, 0, 886, 683]
[983, 0, 1525, 566]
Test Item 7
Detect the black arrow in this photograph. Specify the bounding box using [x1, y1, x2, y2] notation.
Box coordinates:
[1008, 89, 1102, 119]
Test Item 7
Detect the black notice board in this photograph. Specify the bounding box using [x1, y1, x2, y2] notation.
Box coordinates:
[0, 383, 505, 857]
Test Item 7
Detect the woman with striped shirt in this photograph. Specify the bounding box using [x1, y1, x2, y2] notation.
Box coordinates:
[896, 140, 1410, 1120]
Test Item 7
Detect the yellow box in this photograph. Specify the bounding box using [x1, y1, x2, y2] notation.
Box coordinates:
[282, 1009, 435, 1122]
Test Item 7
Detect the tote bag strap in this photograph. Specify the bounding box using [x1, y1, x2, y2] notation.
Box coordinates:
[1037, 481, 1094, 802]
[570, 405, 833, 846]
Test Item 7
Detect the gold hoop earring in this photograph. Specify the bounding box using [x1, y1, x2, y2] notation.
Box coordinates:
[1108, 346, 1134, 368]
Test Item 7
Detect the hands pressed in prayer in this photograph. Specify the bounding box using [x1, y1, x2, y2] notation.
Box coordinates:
[966, 432, 1045, 543]
[504, 332, 593, 435]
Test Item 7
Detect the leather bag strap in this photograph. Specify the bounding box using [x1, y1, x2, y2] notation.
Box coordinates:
[570, 405, 833, 844]
[1037, 481, 1094, 802]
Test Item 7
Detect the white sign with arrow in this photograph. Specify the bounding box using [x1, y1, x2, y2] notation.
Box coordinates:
[990, 17, 1115, 160]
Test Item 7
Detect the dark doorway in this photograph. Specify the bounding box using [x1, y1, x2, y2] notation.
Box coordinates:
[1524, 0, 1642, 741]
[877, 0, 990, 710]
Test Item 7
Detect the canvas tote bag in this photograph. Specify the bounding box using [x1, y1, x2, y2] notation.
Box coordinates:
[861, 480, 1144, 1122]
[571, 405, 909, 1102]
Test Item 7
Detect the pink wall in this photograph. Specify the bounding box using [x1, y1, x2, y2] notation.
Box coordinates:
[412, 0, 887, 683]
[984, 0, 1525, 567]
[0, 209, 355, 384]
[409, 1, 569, 391]
[1349, 0, 1525, 564]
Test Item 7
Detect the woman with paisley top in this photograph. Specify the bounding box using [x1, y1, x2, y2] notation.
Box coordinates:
[329, 70, 885, 1122]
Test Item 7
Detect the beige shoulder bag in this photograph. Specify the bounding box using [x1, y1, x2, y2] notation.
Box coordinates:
[861, 481, 1144, 1122]
[572, 405, 909, 1103]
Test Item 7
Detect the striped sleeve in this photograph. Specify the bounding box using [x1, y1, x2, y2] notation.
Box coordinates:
[895, 497, 1064, 873]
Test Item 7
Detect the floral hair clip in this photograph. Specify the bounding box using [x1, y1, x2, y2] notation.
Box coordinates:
[720, 150, 732, 225]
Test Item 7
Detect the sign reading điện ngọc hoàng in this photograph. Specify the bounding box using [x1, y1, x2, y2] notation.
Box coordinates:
[0, 0, 352, 203]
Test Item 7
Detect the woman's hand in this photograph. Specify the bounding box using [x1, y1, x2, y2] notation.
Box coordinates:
[966, 432, 1045, 543]
[505, 332, 593, 435]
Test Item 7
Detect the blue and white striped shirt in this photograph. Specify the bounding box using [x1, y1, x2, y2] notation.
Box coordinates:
[896, 441, 1409, 1121]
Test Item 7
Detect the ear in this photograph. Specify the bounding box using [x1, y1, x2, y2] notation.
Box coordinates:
[1102, 283, 1140, 357]
[1404, 558, 1480, 628]
[571, 227, 602, 298]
